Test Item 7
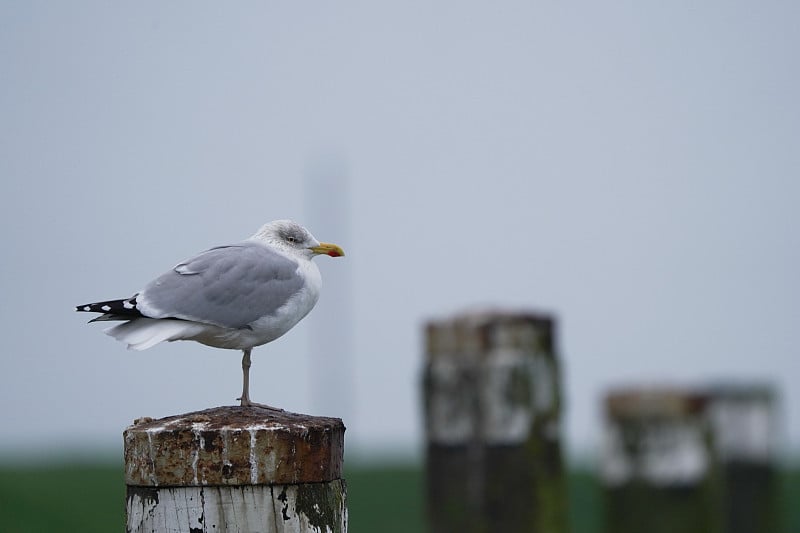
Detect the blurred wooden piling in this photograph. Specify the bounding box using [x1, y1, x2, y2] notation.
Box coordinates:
[707, 384, 780, 533]
[601, 388, 723, 533]
[423, 310, 568, 533]
[124, 406, 347, 533]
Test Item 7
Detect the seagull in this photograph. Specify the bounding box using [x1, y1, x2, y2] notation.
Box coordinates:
[76, 220, 345, 408]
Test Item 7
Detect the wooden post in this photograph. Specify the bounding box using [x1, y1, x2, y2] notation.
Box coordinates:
[423, 310, 569, 533]
[601, 388, 723, 533]
[707, 384, 780, 533]
[124, 406, 347, 533]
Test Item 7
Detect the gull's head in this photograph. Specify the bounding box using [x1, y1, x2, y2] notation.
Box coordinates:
[251, 220, 345, 259]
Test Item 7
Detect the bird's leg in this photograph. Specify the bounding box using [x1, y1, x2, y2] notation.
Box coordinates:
[238, 348, 253, 406]
[237, 348, 283, 411]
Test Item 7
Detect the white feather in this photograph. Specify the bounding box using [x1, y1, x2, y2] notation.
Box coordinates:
[105, 318, 205, 351]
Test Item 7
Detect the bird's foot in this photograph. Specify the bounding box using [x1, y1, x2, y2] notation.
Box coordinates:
[237, 397, 284, 411]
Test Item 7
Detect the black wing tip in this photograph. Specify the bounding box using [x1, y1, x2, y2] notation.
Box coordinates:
[75, 297, 144, 319]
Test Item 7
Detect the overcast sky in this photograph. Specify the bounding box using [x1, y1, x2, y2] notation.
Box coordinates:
[1, 1, 798, 461]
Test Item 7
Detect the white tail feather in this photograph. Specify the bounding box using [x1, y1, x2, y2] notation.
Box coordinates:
[105, 318, 204, 351]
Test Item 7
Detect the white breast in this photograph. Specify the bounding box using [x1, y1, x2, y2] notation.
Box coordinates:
[247, 259, 322, 344]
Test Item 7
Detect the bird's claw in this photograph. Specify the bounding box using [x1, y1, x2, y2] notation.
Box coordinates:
[237, 397, 284, 411]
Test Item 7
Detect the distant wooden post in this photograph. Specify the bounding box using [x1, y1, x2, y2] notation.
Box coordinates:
[423, 310, 569, 533]
[601, 388, 723, 533]
[124, 407, 347, 533]
[707, 384, 780, 533]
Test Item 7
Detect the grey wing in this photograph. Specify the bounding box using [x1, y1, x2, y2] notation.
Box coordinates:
[136, 243, 305, 328]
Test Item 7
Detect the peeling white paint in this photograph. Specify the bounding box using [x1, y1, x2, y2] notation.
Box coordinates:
[243, 422, 295, 432]
[295, 424, 310, 440]
[190, 421, 209, 431]
[189, 421, 208, 485]
[708, 396, 775, 461]
[482, 351, 534, 445]
[426, 348, 557, 446]
[126, 490, 159, 530]
[602, 420, 710, 487]
[145, 430, 158, 485]
[530, 354, 554, 413]
[191, 435, 200, 485]
[127, 482, 347, 533]
[249, 428, 259, 485]
[426, 358, 475, 445]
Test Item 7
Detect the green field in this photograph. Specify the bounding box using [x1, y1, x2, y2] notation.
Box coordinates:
[0, 461, 797, 532]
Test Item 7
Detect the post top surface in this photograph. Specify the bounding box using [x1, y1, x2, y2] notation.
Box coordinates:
[605, 388, 709, 419]
[425, 308, 557, 358]
[426, 308, 554, 329]
[126, 405, 345, 434]
[705, 382, 777, 403]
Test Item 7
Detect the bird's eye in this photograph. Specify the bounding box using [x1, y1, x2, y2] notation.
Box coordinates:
[286, 236, 298, 244]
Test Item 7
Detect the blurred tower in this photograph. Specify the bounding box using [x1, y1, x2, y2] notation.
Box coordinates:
[304, 154, 354, 422]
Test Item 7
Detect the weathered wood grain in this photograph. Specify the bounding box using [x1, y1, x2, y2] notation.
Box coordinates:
[127, 481, 347, 533]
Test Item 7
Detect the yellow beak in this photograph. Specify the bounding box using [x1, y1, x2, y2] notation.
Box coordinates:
[310, 242, 345, 257]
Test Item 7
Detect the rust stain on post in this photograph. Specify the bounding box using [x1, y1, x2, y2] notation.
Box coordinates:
[124, 406, 345, 487]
